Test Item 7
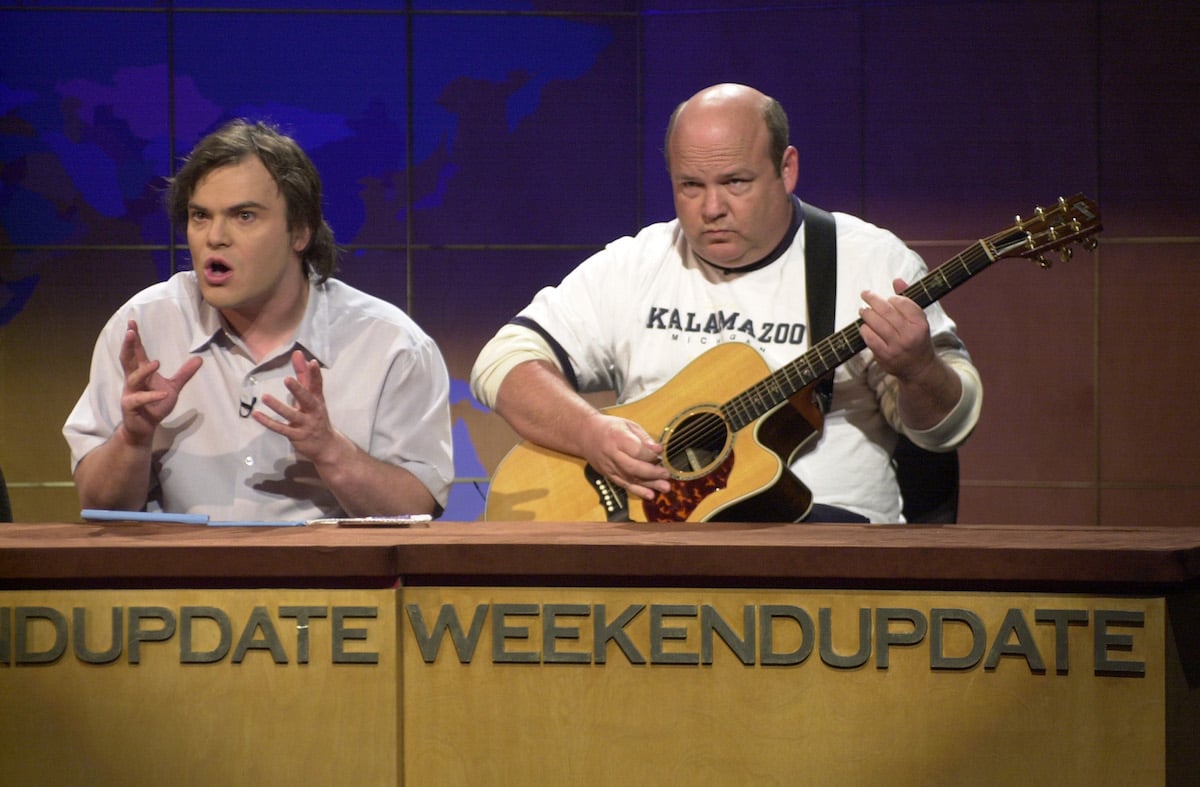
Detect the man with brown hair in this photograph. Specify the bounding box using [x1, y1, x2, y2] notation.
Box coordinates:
[65, 120, 453, 521]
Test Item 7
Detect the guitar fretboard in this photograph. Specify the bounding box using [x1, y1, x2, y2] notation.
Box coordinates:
[721, 237, 1008, 432]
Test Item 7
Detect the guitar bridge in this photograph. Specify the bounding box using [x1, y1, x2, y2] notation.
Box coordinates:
[584, 465, 630, 522]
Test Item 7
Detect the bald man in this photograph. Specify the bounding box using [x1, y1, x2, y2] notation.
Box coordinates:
[472, 84, 981, 523]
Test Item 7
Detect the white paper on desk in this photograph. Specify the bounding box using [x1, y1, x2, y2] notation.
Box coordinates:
[308, 515, 433, 528]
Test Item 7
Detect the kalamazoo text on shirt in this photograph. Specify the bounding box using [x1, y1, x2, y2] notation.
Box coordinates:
[646, 306, 808, 346]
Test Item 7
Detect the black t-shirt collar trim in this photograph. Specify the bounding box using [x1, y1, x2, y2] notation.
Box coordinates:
[695, 195, 802, 276]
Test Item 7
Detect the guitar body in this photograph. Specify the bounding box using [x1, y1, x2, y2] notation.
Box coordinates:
[484, 342, 823, 523]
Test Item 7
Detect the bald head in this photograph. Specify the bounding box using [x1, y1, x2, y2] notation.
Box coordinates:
[662, 84, 799, 270]
[665, 84, 790, 175]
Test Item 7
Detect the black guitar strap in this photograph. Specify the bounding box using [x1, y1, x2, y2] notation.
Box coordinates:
[801, 200, 837, 414]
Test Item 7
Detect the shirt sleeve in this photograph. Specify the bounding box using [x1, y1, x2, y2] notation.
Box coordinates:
[470, 322, 559, 410]
[373, 331, 456, 509]
[875, 347, 983, 451]
[861, 243, 983, 452]
[512, 239, 646, 395]
[62, 312, 127, 473]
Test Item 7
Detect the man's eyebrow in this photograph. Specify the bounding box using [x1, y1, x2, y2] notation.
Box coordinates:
[187, 200, 270, 213]
[225, 200, 270, 214]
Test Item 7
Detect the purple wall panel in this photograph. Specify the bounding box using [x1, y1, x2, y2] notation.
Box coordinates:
[2, 2, 1198, 524]
[1098, 243, 1200, 484]
[411, 14, 641, 245]
[861, 1, 1100, 238]
[641, 5, 865, 220]
[172, 12, 410, 264]
[1098, 3, 1200, 236]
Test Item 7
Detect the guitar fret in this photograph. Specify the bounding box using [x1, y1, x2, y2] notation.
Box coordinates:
[813, 342, 837, 371]
[789, 358, 818, 389]
[750, 384, 778, 411]
[914, 276, 935, 305]
[833, 328, 862, 359]
[742, 388, 764, 416]
[950, 256, 976, 281]
[763, 378, 788, 402]
[776, 364, 804, 392]
[725, 398, 749, 431]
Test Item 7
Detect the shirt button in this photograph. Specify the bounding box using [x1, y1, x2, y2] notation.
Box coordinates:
[244, 456, 255, 467]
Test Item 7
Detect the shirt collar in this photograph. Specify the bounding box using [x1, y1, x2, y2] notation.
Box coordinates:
[186, 275, 330, 366]
[693, 194, 802, 276]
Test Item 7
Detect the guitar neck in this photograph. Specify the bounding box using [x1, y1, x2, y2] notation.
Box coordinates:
[723, 236, 1010, 431]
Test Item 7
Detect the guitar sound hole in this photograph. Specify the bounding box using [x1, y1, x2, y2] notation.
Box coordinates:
[662, 409, 730, 480]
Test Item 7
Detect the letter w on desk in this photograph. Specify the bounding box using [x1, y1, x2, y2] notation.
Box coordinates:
[485, 195, 1102, 524]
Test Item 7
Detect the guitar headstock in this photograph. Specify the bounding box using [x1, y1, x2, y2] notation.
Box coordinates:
[987, 193, 1102, 267]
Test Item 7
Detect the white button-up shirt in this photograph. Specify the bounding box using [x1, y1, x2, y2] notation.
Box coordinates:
[64, 272, 454, 521]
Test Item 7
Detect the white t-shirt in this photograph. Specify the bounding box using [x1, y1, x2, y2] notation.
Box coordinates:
[64, 272, 454, 521]
[510, 204, 977, 522]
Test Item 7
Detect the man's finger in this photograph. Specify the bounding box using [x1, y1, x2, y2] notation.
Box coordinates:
[123, 389, 170, 409]
[168, 356, 203, 388]
[125, 359, 161, 389]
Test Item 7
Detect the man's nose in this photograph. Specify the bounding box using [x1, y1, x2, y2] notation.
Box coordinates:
[206, 216, 230, 247]
[701, 188, 726, 219]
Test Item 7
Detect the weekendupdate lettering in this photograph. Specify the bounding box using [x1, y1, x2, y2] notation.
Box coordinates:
[403, 602, 1146, 676]
[0, 605, 378, 666]
[0, 600, 1149, 676]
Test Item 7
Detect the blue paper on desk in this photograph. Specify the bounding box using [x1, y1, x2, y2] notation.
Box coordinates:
[83, 509, 209, 525]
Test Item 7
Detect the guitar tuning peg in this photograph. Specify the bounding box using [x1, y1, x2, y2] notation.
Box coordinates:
[1036, 253, 1051, 269]
[1059, 247, 1073, 264]
[1083, 237, 1100, 252]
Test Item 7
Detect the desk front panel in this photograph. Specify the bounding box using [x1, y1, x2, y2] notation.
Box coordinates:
[401, 586, 1167, 786]
[1, 588, 398, 786]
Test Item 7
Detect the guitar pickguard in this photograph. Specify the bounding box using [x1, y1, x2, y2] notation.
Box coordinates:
[643, 451, 735, 522]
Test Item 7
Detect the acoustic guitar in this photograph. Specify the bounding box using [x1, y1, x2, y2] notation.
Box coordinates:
[484, 194, 1102, 523]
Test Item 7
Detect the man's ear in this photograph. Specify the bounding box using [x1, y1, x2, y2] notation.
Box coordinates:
[291, 225, 312, 253]
[781, 145, 799, 193]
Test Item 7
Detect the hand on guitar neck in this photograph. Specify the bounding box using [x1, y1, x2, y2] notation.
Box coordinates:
[859, 277, 964, 431]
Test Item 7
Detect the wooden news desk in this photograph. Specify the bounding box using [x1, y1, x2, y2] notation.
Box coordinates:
[2, 520, 1198, 786]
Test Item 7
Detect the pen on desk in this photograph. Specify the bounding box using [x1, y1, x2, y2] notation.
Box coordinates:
[207, 520, 307, 527]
